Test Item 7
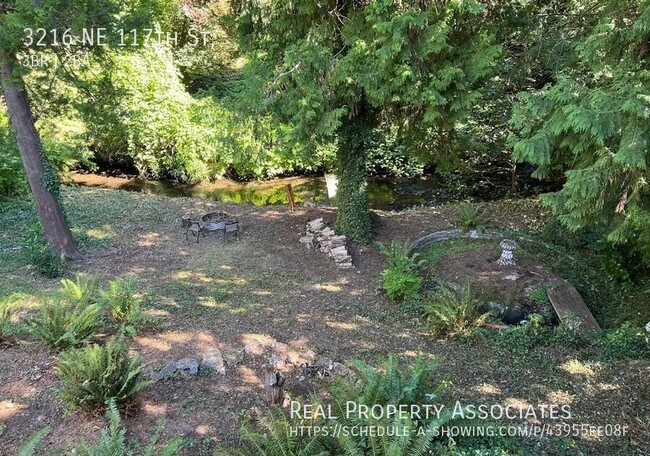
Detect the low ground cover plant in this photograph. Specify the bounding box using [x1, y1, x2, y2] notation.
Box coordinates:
[425, 281, 490, 338]
[378, 240, 424, 302]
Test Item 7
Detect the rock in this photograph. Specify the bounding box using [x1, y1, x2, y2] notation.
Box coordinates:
[151, 361, 177, 382]
[270, 342, 289, 370]
[176, 358, 199, 375]
[299, 236, 315, 249]
[244, 339, 266, 356]
[503, 274, 522, 281]
[330, 362, 354, 378]
[338, 262, 353, 269]
[201, 350, 226, 375]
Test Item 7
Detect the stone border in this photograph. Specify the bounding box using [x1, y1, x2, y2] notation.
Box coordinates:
[408, 229, 503, 253]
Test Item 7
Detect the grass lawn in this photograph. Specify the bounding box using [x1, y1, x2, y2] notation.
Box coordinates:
[0, 187, 648, 455]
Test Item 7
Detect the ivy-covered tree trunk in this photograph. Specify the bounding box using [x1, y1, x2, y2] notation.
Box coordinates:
[335, 121, 372, 244]
[0, 53, 83, 260]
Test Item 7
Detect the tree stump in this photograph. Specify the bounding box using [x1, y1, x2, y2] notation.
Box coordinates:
[264, 369, 285, 404]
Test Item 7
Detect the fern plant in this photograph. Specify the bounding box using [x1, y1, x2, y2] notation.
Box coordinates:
[74, 399, 183, 455]
[227, 406, 328, 456]
[56, 333, 152, 409]
[425, 282, 490, 338]
[16, 427, 50, 456]
[328, 355, 465, 456]
[457, 202, 488, 232]
[59, 274, 99, 306]
[28, 298, 102, 351]
[101, 276, 144, 327]
[378, 240, 425, 302]
[0, 297, 16, 343]
[16, 401, 182, 455]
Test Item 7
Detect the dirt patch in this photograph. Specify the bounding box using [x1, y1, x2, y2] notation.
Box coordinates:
[434, 248, 566, 321]
[0, 189, 646, 455]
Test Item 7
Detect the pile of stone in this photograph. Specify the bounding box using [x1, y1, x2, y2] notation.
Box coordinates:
[148, 349, 226, 382]
[299, 218, 353, 269]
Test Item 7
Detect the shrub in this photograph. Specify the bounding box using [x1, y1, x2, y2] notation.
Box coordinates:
[457, 202, 488, 232]
[17, 400, 182, 455]
[425, 282, 490, 338]
[0, 108, 26, 197]
[59, 274, 99, 306]
[229, 406, 327, 456]
[0, 298, 16, 343]
[16, 427, 50, 456]
[380, 268, 422, 303]
[102, 276, 144, 327]
[378, 240, 424, 302]
[232, 355, 464, 456]
[598, 323, 650, 360]
[21, 224, 66, 278]
[28, 297, 102, 351]
[56, 333, 152, 409]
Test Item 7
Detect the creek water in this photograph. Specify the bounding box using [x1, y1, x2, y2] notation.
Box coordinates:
[69, 171, 464, 211]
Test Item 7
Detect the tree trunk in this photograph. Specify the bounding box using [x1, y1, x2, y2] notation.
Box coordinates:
[0, 53, 83, 260]
[334, 120, 372, 244]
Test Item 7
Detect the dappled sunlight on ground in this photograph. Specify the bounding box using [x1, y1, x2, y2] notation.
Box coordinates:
[475, 383, 502, 396]
[325, 321, 359, 330]
[0, 401, 25, 421]
[560, 359, 598, 377]
[546, 390, 574, 405]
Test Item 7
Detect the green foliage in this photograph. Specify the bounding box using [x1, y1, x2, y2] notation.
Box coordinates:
[16, 400, 182, 455]
[29, 295, 102, 351]
[378, 240, 424, 302]
[56, 333, 151, 409]
[0, 105, 26, 197]
[235, 355, 461, 456]
[74, 399, 182, 455]
[101, 276, 144, 327]
[328, 355, 461, 455]
[21, 223, 66, 278]
[529, 286, 550, 308]
[334, 129, 373, 243]
[27, 274, 102, 350]
[518, 235, 624, 327]
[0, 296, 16, 343]
[425, 282, 489, 338]
[511, 0, 650, 264]
[457, 202, 488, 232]
[17, 427, 50, 456]
[598, 323, 650, 360]
[59, 274, 99, 306]
[234, 406, 327, 456]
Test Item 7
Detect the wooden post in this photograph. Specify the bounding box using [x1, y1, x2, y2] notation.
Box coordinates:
[285, 184, 296, 212]
[264, 369, 285, 404]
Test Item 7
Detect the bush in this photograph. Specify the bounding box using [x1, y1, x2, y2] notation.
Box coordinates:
[56, 333, 151, 409]
[598, 323, 650, 360]
[457, 202, 488, 232]
[425, 282, 490, 338]
[102, 276, 144, 327]
[28, 297, 102, 351]
[232, 355, 464, 456]
[0, 297, 16, 343]
[378, 240, 424, 302]
[59, 274, 99, 306]
[18, 400, 182, 455]
[0, 107, 27, 198]
[21, 224, 66, 278]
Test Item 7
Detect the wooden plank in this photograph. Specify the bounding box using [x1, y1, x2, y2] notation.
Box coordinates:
[547, 285, 602, 333]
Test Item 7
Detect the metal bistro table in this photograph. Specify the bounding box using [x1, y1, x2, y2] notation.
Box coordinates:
[182, 212, 239, 243]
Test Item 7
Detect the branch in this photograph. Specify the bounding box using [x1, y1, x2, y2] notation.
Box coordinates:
[266, 62, 300, 99]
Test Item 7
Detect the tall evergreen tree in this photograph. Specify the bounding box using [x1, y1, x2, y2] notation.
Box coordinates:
[231, 0, 499, 242]
[511, 0, 650, 263]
